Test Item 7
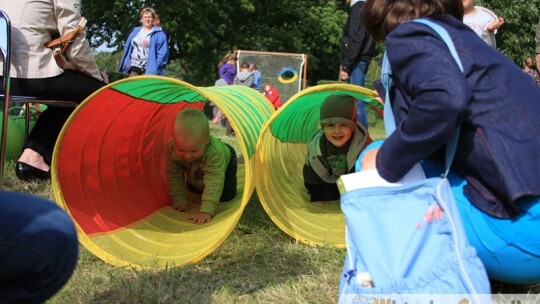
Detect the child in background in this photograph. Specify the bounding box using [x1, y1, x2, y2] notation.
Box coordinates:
[166, 109, 237, 224]
[217, 52, 236, 135]
[303, 94, 372, 202]
[262, 83, 282, 109]
[233, 61, 254, 87]
[249, 63, 262, 91]
[218, 52, 237, 85]
[462, 0, 504, 48]
[211, 79, 227, 124]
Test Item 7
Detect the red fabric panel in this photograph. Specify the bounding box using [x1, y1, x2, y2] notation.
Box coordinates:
[56, 88, 204, 235]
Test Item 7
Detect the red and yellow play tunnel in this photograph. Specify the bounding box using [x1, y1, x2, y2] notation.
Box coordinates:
[52, 76, 273, 269]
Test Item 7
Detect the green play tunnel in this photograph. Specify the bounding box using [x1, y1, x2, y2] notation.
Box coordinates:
[254, 83, 381, 248]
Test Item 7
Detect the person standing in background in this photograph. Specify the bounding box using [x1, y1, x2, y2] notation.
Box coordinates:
[339, 0, 375, 129]
[522, 56, 540, 87]
[211, 79, 227, 124]
[536, 18, 540, 72]
[118, 7, 169, 76]
[462, 0, 504, 48]
[217, 52, 237, 136]
[249, 63, 262, 91]
[154, 15, 170, 45]
[218, 52, 237, 85]
[233, 61, 254, 87]
[154, 14, 171, 66]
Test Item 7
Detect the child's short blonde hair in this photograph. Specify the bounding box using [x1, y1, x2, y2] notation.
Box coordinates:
[173, 109, 210, 140]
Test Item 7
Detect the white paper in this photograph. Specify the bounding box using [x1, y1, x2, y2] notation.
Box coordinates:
[337, 163, 426, 194]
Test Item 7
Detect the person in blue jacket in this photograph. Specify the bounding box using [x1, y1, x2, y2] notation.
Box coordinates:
[249, 63, 262, 91]
[118, 7, 169, 76]
[360, 0, 540, 285]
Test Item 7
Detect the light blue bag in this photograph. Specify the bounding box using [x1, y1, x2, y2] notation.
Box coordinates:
[338, 18, 491, 303]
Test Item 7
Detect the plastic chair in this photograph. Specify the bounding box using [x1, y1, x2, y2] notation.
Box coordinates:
[0, 10, 76, 183]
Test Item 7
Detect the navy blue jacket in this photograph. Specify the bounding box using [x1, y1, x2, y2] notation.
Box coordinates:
[340, 1, 375, 73]
[377, 16, 540, 218]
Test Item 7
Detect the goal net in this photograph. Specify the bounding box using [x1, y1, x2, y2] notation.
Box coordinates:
[236, 50, 307, 103]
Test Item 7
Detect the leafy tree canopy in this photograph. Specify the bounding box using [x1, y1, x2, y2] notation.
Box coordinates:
[476, 0, 539, 64]
[83, 0, 539, 86]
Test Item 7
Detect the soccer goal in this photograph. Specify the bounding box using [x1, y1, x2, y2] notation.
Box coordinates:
[236, 50, 308, 103]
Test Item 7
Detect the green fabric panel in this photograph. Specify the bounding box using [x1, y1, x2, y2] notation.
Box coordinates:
[203, 85, 274, 158]
[270, 90, 381, 143]
[111, 79, 205, 104]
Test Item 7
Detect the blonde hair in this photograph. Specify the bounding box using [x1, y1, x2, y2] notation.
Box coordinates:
[218, 51, 237, 68]
[139, 7, 157, 20]
[173, 109, 210, 141]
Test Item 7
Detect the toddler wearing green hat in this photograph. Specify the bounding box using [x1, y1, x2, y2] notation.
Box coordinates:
[303, 94, 372, 202]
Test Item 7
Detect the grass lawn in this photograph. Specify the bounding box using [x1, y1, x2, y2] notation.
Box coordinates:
[2, 108, 537, 303]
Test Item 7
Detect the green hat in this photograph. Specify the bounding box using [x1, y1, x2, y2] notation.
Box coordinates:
[319, 94, 357, 127]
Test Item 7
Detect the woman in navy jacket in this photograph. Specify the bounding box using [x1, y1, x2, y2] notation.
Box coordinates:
[360, 0, 540, 284]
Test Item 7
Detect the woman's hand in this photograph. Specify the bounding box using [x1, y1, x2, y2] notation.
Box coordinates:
[99, 71, 109, 83]
[360, 148, 379, 171]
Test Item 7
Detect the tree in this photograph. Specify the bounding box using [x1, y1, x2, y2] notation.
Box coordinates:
[82, 1, 540, 86]
[476, 0, 540, 64]
[82, 0, 346, 85]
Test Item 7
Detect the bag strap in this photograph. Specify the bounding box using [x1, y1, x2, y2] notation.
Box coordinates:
[44, 17, 87, 54]
[381, 18, 463, 177]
